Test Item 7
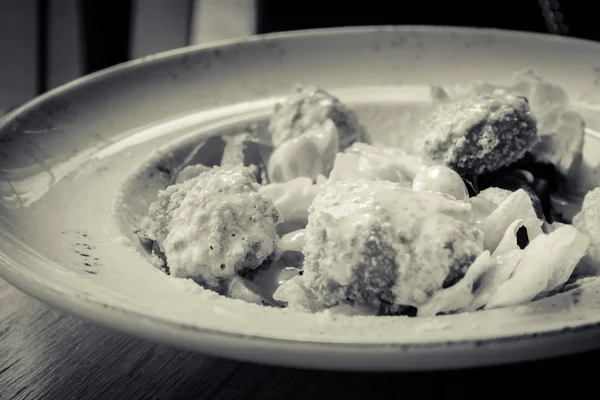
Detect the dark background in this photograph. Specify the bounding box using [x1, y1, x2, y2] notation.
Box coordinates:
[256, 0, 553, 35]
[76, 0, 595, 77]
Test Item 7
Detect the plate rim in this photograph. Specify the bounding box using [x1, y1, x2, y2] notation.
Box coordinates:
[2, 24, 598, 128]
[3, 257, 600, 371]
[2, 25, 600, 369]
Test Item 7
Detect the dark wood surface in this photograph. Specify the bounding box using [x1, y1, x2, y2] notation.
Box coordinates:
[1, 276, 599, 400]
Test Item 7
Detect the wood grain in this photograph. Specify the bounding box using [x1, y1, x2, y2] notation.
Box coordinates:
[1, 276, 598, 400]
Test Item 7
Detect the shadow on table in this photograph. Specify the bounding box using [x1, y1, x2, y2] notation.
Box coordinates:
[1, 289, 593, 400]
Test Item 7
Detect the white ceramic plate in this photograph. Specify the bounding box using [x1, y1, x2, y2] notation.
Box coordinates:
[1, 26, 600, 371]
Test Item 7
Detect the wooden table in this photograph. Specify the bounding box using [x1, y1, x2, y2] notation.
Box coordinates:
[1, 276, 598, 400]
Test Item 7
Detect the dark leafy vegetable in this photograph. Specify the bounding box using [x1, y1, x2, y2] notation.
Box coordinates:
[378, 301, 418, 317]
[221, 133, 274, 184]
[462, 152, 562, 222]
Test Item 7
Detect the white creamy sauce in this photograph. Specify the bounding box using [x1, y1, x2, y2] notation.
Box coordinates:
[123, 81, 598, 321]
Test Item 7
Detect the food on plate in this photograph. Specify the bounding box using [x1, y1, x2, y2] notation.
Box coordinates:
[268, 84, 370, 149]
[136, 73, 599, 317]
[508, 70, 585, 178]
[433, 69, 585, 179]
[221, 132, 273, 184]
[268, 119, 339, 183]
[530, 108, 585, 177]
[175, 164, 210, 184]
[279, 229, 305, 253]
[475, 187, 512, 207]
[328, 142, 422, 185]
[259, 176, 324, 234]
[482, 225, 589, 309]
[417, 91, 538, 176]
[412, 165, 469, 202]
[141, 165, 281, 293]
[573, 188, 600, 275]
[273, 180, 483, 314]
[476, 189, 543, 252]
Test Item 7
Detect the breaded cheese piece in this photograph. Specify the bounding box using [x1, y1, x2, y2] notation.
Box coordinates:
[276, 180, 483, 311]
[418, 91, 538, 175]
[432, 70, 585, 178]
[144, 165, 281, 290]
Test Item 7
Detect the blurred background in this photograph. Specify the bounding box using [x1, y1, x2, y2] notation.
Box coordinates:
[0, 0, 593, 113]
